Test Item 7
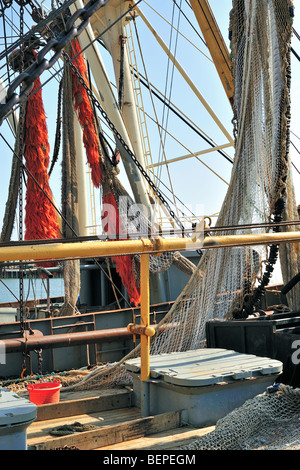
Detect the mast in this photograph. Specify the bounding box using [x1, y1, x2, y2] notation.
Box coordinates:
[74, 116, 89, 236]
[90, 0, 147, 171]
[70, 0, 153, 217]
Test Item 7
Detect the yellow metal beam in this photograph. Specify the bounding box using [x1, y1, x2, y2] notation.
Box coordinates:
[0, 231, 300, 263]
[140, 253, 151, 382]
[2, 230, 299, 414]
[189, 0, 234, 106]
[147, 142, 233, 169]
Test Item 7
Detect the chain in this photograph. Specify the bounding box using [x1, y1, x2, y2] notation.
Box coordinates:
[0, 0, 77, 62]
[0, 0, 13, 18]
[18, 3, 28, 377]
[34, 348, 43, 375]
[49, 76, 63, 176]
[19, 3, 25, 338]
[18, 108, 25, 337]
[22, 0, 44, 22]
[0, 0, 110, 125]
[66, 53, 186, 232]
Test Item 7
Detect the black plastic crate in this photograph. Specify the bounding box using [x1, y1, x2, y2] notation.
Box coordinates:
[206, 312, 300, 387]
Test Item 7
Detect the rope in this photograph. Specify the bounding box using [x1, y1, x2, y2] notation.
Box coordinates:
[49, 422, 99, 436]
[59, 53, 80, 316]
[0, 124, 21, 243]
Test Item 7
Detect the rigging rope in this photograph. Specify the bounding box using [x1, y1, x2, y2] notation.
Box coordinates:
[130, 15, 181, 224]
[156, 0, 179, 198]
[133, 70, 233, 164]
[59, 51, 80, 316]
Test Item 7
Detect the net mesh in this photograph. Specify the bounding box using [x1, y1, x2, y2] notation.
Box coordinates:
[63, 0, 297, 390]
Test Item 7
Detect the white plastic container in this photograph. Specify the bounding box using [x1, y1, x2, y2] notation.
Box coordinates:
[0, 388, 37, 450]
[125, 348, 283, 426]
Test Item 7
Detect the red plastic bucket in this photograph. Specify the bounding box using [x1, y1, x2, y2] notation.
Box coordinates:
[27, 379, 61, 405]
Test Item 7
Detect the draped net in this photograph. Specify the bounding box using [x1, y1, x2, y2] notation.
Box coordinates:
[9, 0, 300, 451]
[56, 0, 290, 364]
[55, 0, 297, 381]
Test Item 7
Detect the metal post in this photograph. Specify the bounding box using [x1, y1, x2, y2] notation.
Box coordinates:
[74, 115, 89, 237]
[140, 252, 150, 416]
[126, 249, 155, 416]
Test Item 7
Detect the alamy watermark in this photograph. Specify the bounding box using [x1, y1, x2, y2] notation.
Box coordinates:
[0, 341, 5, 365]
[100, 197, 206, 250]
[291, 340, 300, 365]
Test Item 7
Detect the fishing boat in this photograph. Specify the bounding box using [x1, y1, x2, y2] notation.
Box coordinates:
[0, 0, 300, 452]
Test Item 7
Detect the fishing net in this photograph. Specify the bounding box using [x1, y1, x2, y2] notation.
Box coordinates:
[67, 36, 196, 308]
[61, 0, 297, 386]
[57, 2, 300, 450]
[181, 384, 300, 451]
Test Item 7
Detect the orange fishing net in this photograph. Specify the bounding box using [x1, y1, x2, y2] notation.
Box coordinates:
[24, 76, 60, 262]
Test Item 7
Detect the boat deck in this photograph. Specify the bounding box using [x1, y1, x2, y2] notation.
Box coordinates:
[26, 387, 214, 450]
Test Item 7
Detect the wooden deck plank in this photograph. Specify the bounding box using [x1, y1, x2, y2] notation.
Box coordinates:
[28, 410, 184, 450]
[36, 389, 132, 421]
[58, 387, 130, 402]
[96, 425, 215, 450]
[26, 387, 213, 451]
[28, 407, 141, 446]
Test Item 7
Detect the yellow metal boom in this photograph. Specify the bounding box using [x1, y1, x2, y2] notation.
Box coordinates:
[189, 0, 234, 105]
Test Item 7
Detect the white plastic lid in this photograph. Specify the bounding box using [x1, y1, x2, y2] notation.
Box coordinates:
[125, 348, 283, 387]
[0, 388, 37, 426]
